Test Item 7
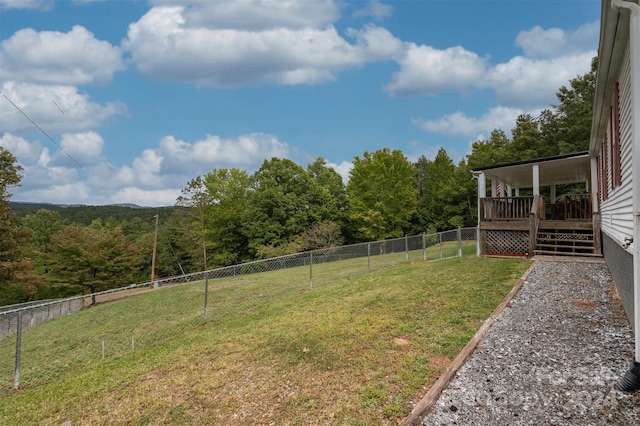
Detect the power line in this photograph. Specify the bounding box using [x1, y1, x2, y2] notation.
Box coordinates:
[0, 90, 83, 168]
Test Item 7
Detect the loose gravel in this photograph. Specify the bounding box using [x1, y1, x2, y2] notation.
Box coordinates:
[420, 258, 640, 425]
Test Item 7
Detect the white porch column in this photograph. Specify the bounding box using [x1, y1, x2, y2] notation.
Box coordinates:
[506, 185, 512, 197]
[590, 156, 599, 214]
[532, 164, 540, 196]
[491, 179, 497, 197]
[477, 172, 486, 257]
[550, 184, 557, 204]
[515, 188, 520, 197]
[478, 172, 486, 198]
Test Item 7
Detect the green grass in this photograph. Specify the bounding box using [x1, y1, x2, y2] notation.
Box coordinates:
[0, 246, 529, 425]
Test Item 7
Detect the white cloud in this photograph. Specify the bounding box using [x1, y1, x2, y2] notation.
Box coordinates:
[17, 182, 93, 205]
[0, 0, 52, 10]
[1, 132, 79, 190]
[3, 131, 292, 206]
[123, 4, 402, 87]
[151, 0, 341, 31]
[50, 131, 104, 167]
[0, 132, 43, 163]
[412, 106, 533, 139]
[515, 21, 599, 59]
[486, 51, 594, 105]
[327, 160, 352, 185]
[385, 43, 488, 97]
[0, 26, 125, 85]
[0, 81, 127, 133]
[384, 21, 597, 106]
[158, 133, 290, 174]
[353, 0, 393, 21]
[111, 187, 181, 207]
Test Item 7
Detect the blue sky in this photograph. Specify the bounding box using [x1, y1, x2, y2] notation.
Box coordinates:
[0, 0, 600, 206]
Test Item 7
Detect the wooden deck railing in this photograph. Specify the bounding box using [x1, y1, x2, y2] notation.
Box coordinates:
[479, 194, 596, 257]
[480, 197, 534, 220]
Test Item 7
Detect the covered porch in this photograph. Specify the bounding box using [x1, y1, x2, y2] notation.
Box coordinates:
[473, 152, 601, 257]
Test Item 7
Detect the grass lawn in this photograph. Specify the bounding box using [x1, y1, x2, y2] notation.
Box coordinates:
[0, 251, 529, 425]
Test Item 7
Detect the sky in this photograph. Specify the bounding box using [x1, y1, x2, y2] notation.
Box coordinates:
[0, 0, 601, 207]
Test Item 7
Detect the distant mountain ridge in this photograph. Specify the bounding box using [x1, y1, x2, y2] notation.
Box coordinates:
[10, 201, 175, 226]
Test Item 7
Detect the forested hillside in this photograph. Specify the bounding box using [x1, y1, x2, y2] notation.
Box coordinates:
[10, 202, 175, 225]
[0, 60, 595, 305]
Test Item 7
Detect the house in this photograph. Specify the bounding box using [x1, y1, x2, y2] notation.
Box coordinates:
[592, 0, 639, 389]
[473, 0, 640, 389]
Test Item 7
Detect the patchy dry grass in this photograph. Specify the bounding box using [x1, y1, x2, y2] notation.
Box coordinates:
[0, 252, 529, 425]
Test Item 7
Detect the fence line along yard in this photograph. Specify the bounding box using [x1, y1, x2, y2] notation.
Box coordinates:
[0, 227, 477, 392]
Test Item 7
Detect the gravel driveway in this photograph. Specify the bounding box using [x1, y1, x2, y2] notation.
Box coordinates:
[419, 258, 640, 425]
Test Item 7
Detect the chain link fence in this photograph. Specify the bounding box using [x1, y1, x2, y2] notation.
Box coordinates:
[0, 227, 477, 393]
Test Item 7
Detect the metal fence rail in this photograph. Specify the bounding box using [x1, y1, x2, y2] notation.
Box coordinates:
[0, 227, 477, 392]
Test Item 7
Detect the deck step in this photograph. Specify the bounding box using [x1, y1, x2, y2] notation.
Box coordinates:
[535, 226, 596, 257]
[533, 250, 603, 257]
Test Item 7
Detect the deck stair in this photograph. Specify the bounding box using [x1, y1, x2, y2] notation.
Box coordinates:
[534, 220, 601, 257]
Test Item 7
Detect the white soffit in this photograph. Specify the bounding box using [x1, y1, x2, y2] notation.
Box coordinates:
[481, 154, 591, 188]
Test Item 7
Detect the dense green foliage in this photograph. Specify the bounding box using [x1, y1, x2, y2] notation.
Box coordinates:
[0, 61, 596, 305]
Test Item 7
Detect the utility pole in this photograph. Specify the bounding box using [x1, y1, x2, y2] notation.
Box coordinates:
[151, 214, 159, 287]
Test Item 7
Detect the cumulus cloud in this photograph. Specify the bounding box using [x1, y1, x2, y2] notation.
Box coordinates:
[50, 131, 105, 167]
[385, 43, 488, 97]
[151, 0, 340, 31]
[353, 0, 393, 21]
[0, 81, 127, 133]
[158, 133, 290, 174]
[412, 106, 534, 139]
[2, 131, 292, 206]
[515, 21, 599, 59]
[385, 21, 597, 105]
[0, 25, 125, 85]
[1, 132, 78, 191]
[123, 3, 403, 87]
[0, 0, 52, 10]
[327, 160, 352, 184]
[486, 51, 594, 105]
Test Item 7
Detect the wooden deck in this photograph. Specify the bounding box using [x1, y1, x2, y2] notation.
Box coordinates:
[478, 195, 601, 257]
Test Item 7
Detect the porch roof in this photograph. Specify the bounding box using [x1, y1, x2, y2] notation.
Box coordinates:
[472, 151, 590, 188]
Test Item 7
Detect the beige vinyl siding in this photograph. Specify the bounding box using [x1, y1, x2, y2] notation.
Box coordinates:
[601, 40, 634, 244]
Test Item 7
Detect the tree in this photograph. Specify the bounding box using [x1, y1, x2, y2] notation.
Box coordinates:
[467, 129, 512, 169]
[176, 176, 213, 273]
[347, 148, 417, 241]
[243, 158, 323, 256]
[296, 220, 344, 250]
[542, 57, 597, 155]
[414, 148, 456, 232]
[49, 225, 138, 302]
[508, 114, 541, 161]
[467, 58, 597, 169]
[306, 157, 348, 224]
[0, 147, 43, 305]
[23, 209, 65, 291]
[203, 168, 251, 266]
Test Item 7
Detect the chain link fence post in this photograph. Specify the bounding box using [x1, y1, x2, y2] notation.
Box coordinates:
[14, 311, 22, 390]
[203, 272, 209, 324]
[457, 227, 462, 257]
[367, 242, 371, 272]
[422, 233, 427, 261]
[309, 251, 313, 289]
[405, 234, 409, 261]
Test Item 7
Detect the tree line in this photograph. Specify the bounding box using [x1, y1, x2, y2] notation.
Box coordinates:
[0, 59, 595, 306]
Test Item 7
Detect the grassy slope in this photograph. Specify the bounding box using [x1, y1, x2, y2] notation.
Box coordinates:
[0, 254, 529, 425]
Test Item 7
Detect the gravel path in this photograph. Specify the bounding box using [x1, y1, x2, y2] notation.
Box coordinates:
[420, 259, 640, 425]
